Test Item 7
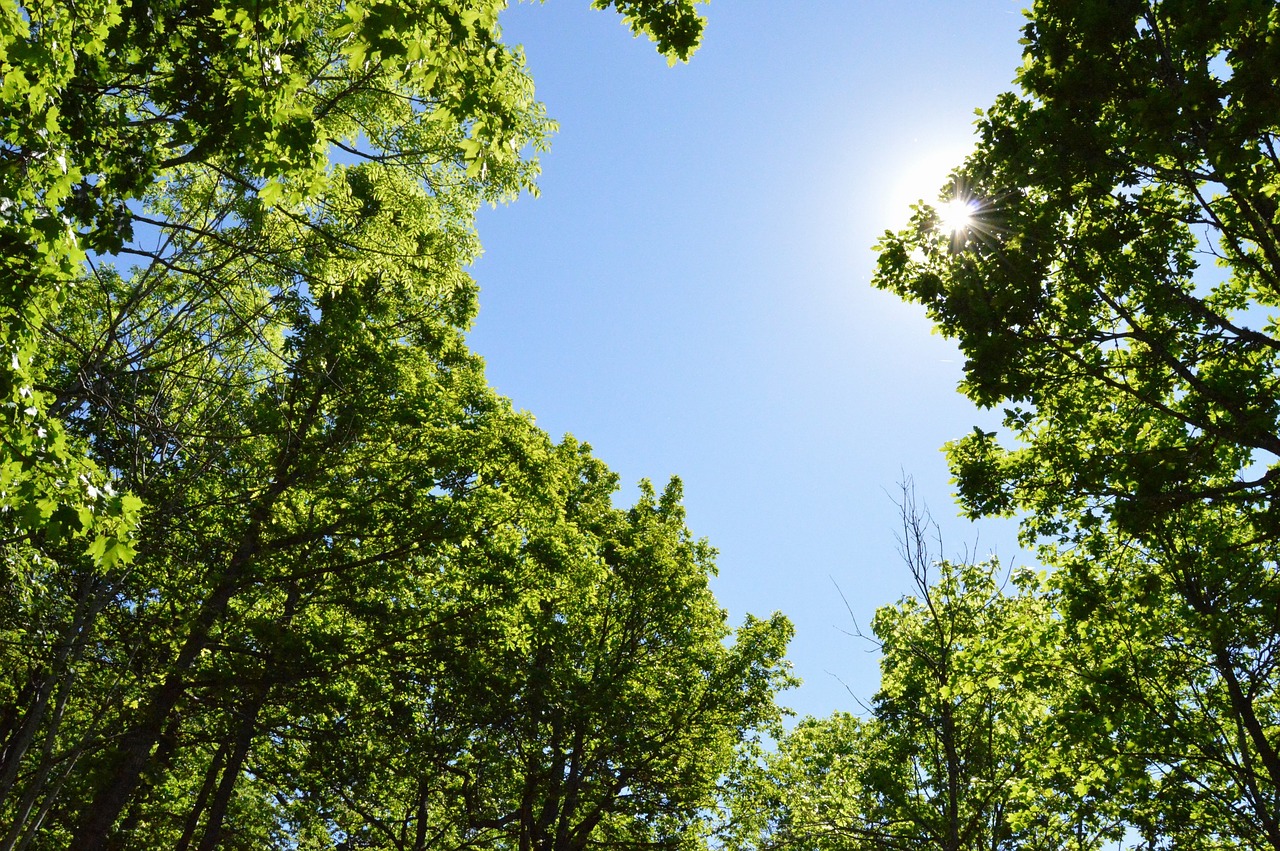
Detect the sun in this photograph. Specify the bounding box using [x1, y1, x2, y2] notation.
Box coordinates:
[937, 197, 977, 234]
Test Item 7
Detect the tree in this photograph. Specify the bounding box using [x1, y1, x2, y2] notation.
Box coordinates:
[719, 711, 874, 851]
[0, 1, 776, 849]
[9, 157, 570, 849]
[295, 466, 795, 851]
[0, 0, 707, 580]
[718, 492, 1118, 851]
[2, 148, 790, 847]
[874, 1, 1280, 846]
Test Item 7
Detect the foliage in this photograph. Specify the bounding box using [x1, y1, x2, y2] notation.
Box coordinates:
[0, 2, 791, 850]
[0, 0, 706, 568]
[297, 470, 795, 851]
[719, 496, 1119, 851]
[874, 0, 1280, 847]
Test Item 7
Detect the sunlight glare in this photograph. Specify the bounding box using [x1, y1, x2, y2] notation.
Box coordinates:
[938, 197, 977, 234]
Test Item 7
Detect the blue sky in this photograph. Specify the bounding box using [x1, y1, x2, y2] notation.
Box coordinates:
[469, 0, 1033, 720]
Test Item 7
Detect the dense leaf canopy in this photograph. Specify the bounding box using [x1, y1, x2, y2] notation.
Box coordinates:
[0, 2, 804, 850]
[718, 498, 1120, 851]
[875, 0, 1280, 847]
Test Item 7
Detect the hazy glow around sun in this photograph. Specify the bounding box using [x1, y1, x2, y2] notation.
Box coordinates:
[884, 142, 976, 228]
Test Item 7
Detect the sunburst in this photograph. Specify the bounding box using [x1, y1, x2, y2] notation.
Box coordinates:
[937, 197, 978, 235]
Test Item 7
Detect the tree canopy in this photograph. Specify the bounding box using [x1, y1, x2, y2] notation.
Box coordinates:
[874, 0, 1280, 847]
[0, 0, 705, 564]
[717, 494, 1121, 851]
[0, 2, 804, 850]
[8, 0, 1280, 849]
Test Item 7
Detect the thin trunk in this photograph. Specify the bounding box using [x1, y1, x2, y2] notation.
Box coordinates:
[0, 573, 107, 800]
[1174, 558, 1280, 851]
[0, 656, 79, 851]
[173, 743, 229, 851]
[941, 699, 960, 851]
[553, 725, 587, 851]
[69, 577, 245, 851]
[11, 738, 88, 851]
[1211, 642, 1280, 851]
[195, 581, 299, 851]
[412, 780, 430, 851]
[195, 701, 263, 851]
[521, 629, 555, 851]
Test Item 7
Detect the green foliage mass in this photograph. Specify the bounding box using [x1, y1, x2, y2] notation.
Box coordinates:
[717, 498, 1122, 851]
[13, 0, 1280, 849]
[0, 2, 797, 850]
[0, 0, 706, 561]
[871, 0, 1280, 848]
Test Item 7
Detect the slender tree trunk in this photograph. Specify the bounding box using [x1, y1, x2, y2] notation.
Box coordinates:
[194, 582, 297, 851]
[9, 737, 88, 851]
[195, 700, 264, 851]
[1209, 642, 1280, 851]
[412, 780, 430, 851]
[941, 700, 960, 851]
[553, 726, 586, 851]
[68, 520, 266, 851]
[1172, 559, 1280, 850]
[0, 659, 79, 851]
[173, 743, 229, 851]
[0, 572, 107, 800]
